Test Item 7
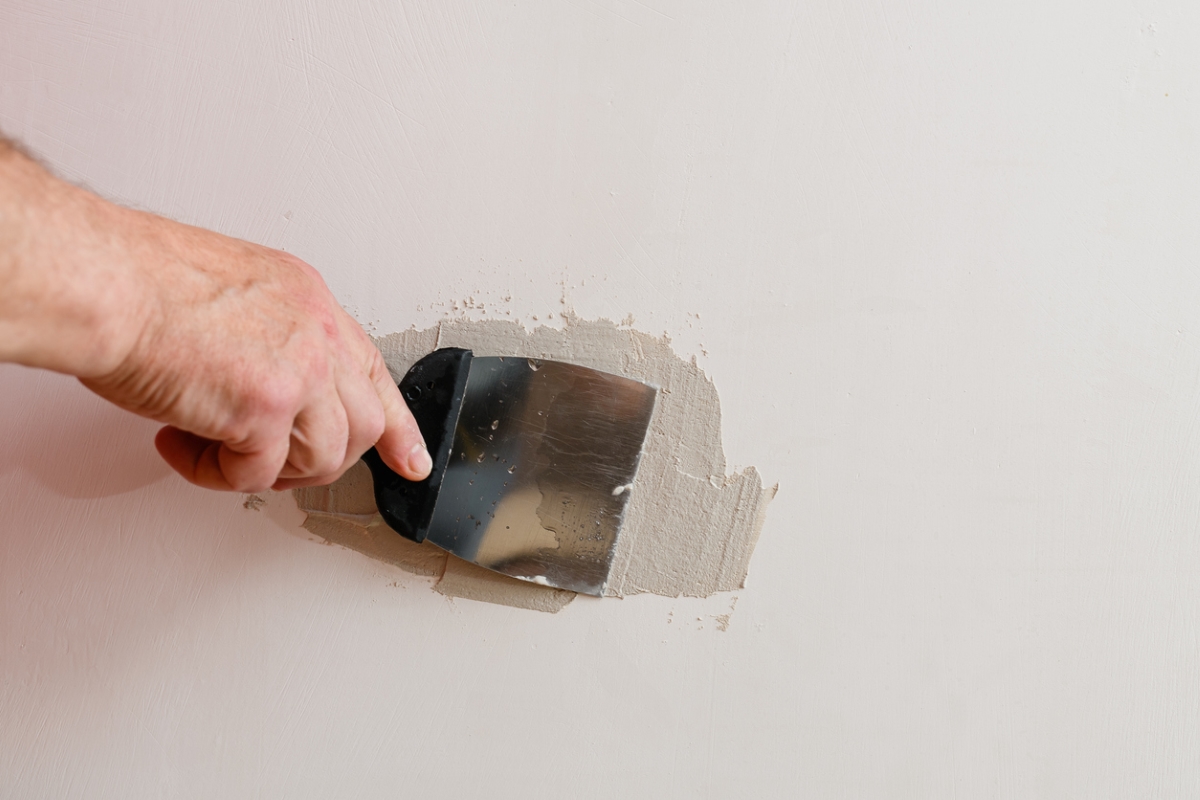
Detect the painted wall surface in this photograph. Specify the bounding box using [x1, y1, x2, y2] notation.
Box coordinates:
[3, 1, 1200, 796]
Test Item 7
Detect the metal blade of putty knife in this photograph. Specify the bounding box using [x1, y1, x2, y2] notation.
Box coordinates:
[361, 348, 658, 596]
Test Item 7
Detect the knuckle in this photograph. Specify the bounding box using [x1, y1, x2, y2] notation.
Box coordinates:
[318, 465, 350, 486]
[367, 348, 396, 386]
[291, 418, 349, 478]
[230, 475, 270, 493]
[251, 375, 304, 418]
[224, 458, 276, 493]
[360, 404, 386, 446]
[310, 448, 344, 477]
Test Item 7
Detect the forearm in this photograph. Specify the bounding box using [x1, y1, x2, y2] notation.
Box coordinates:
[0, 137, 148, 377]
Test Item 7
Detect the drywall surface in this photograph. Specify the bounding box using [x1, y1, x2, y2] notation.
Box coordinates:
[294, 316, 773, 609]
[6, 0, 1200, 797]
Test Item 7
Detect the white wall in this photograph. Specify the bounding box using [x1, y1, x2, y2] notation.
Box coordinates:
[4, 0, 1200, 796]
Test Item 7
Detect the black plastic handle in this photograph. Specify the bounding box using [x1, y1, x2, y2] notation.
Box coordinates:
[361, 347, 474, 543]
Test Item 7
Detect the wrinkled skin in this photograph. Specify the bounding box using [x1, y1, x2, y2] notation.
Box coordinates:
[0, 139, 430, 492]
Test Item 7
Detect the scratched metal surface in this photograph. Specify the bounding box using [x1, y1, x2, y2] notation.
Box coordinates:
[425, 357, 657, 595]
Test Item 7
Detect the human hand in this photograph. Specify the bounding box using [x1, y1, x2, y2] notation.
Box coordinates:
[82, 206, 432, 492]
[0, 142, 429, 492]
[0, 144, 427, 494]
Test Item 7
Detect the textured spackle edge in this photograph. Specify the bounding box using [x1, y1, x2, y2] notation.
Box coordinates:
[293, 459, 571, 611]
[294, 459, 450, 577]
[435, 557, 576, 613]
[293, 314, 775, 608]
[432, 314, 776, 598]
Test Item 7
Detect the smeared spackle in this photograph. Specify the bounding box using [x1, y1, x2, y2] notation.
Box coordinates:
[436, 557, 574, 613]
[292, 314, 775, 612]
[293, 461, 448, 579]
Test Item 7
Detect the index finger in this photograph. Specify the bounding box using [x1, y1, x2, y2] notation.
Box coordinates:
[366, 348, 431, 481]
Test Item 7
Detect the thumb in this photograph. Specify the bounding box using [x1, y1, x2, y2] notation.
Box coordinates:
[368, 354, 431, 481]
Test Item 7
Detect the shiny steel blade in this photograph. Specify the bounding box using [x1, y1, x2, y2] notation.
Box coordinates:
[423, 356, 657, 595]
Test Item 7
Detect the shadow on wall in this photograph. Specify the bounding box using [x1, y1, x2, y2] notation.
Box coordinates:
[0, 365, 170, 499]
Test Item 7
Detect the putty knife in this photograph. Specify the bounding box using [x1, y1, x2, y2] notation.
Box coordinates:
[362, 348, 657, 596]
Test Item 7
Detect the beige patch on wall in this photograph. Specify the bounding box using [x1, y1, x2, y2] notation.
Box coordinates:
[293, 316, 775, 613]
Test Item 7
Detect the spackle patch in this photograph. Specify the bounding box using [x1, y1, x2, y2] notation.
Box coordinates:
[436, 557, 575, 613]
[292, 315, 775, 610]
[295, 462, 448, 577]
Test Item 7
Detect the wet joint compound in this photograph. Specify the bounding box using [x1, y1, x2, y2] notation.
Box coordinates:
[294, 315, 775, 612]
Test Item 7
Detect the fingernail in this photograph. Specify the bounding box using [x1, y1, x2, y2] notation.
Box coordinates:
[407, 442, 432, 478]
